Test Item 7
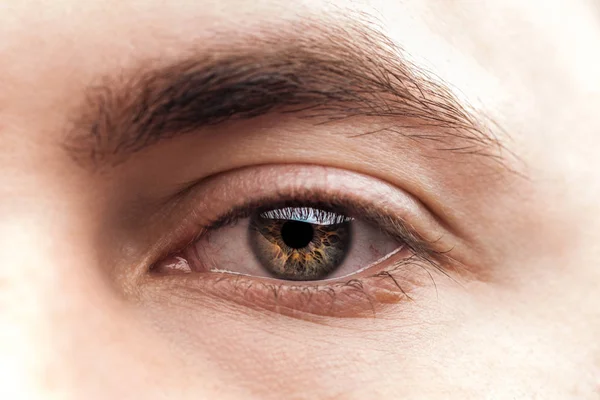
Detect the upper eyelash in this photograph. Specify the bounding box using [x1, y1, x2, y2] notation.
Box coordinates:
[193, 195, 434, 258]
[198, 199, 352, 231]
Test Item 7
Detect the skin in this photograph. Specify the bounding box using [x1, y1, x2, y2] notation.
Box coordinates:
[1, 0, 599, 399]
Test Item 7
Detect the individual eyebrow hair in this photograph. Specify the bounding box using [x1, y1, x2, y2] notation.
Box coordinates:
[65, 14, 504, 167]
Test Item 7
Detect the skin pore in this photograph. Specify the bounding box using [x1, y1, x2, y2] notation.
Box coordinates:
[1, 0, 600, 399]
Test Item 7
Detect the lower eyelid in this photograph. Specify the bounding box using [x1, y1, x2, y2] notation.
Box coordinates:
[145, 252, 440, 320]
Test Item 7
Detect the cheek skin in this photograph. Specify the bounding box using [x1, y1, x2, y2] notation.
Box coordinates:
[139, 257, 594, 399]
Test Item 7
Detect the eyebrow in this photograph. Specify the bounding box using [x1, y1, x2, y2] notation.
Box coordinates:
[65, 15, 504, 167]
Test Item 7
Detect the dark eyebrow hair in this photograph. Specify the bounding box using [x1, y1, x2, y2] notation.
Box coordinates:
[65, 14, 504, 167]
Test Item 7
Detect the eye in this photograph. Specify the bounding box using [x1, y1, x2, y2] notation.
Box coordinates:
[144, 165, 454, 318]
[153, 205, 402, 281]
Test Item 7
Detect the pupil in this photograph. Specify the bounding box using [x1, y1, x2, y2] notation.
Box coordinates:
[281, 220, 314, 249]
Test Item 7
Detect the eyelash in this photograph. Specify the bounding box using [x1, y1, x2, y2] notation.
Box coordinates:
[147, 191, 448, 318]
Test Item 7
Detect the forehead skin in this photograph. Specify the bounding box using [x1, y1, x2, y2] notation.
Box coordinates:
[0, 0, 600, 399]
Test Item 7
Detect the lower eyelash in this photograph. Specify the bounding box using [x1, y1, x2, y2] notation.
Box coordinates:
[156, 253, 442, 320]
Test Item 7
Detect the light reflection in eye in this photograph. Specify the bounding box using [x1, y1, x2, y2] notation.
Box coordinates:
[260, 207, 352, 224]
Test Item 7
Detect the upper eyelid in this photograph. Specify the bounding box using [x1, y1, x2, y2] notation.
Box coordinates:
[147, 165, 460, 272]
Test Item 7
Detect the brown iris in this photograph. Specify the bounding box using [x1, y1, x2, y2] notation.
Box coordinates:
[248, 207, 352, 281]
